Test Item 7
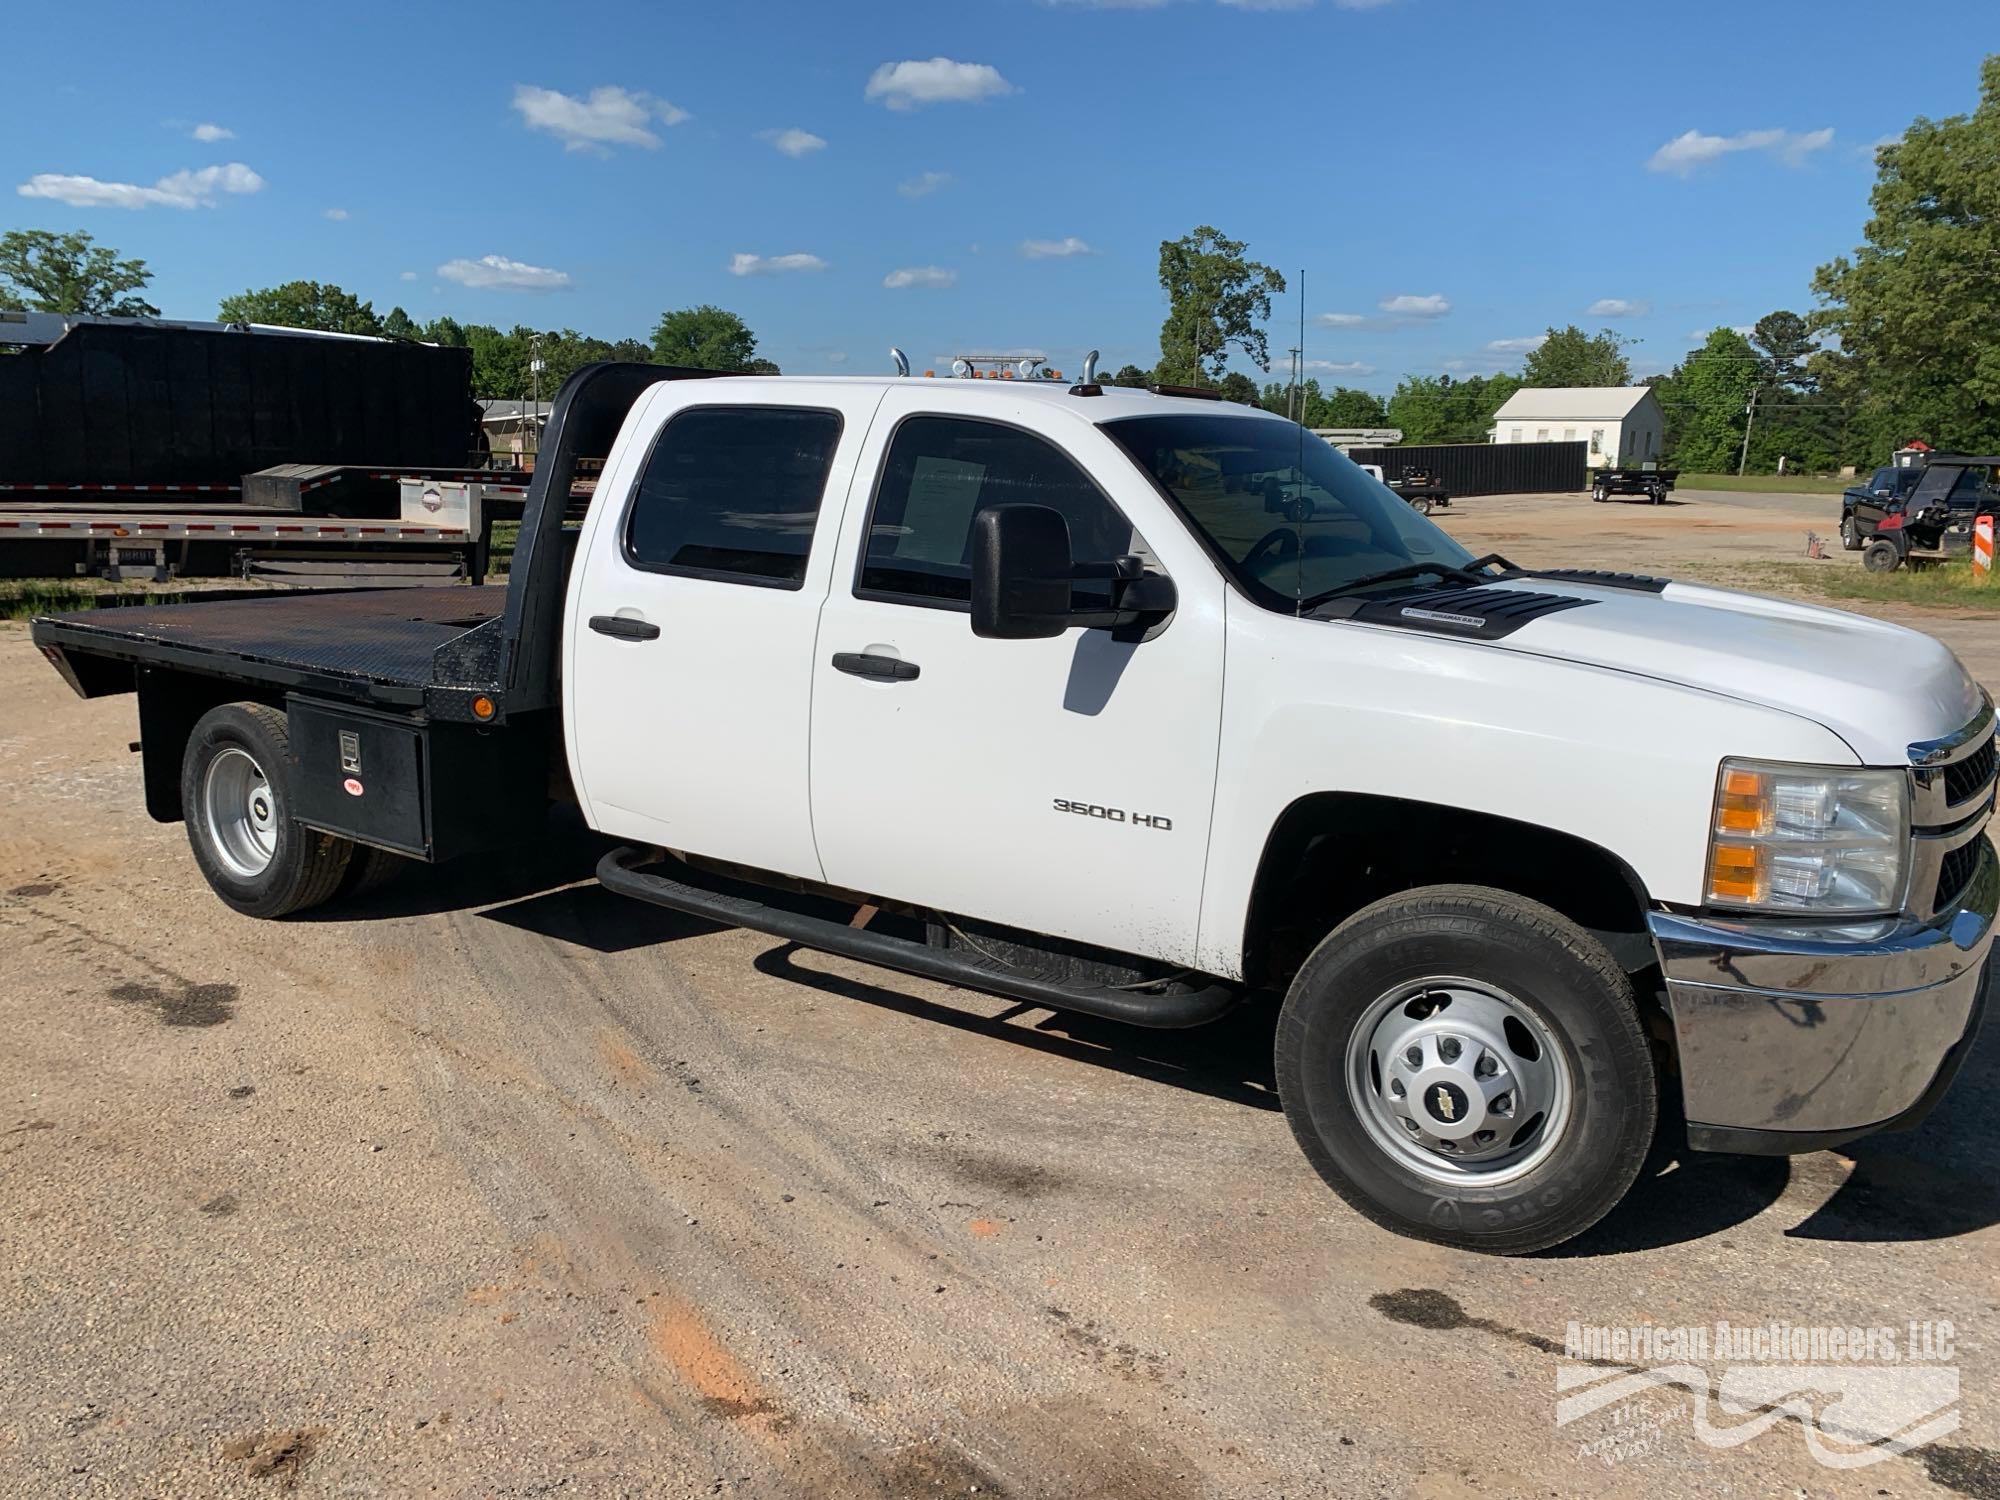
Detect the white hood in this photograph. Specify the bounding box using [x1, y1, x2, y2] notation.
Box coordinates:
[1476, 579, 1985, 765]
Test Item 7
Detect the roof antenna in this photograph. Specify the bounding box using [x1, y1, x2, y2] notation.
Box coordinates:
[890, 347, 910, 377]
[1080, 349, 1100, 384]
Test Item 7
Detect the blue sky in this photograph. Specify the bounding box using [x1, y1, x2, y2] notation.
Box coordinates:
[5, 0, 1995, 391]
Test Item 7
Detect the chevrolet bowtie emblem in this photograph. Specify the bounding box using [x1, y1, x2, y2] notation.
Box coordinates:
[1434, 1086, 1456, 1121]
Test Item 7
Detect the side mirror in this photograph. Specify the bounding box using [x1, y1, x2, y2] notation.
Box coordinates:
[970, 503, 1180, 641]
[971, 504, 1074, 639]
[1875, 488, 1894, 498]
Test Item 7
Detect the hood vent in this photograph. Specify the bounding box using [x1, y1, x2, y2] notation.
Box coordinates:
[1514, 567, 1668, 594]
[1337, 585, 1597, 640]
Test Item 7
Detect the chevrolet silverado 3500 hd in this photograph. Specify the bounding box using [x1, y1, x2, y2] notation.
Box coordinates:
[31, 361, 1995, 1252]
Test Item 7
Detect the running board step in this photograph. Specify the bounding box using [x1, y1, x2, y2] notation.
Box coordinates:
[597, 846, 1239, 1029]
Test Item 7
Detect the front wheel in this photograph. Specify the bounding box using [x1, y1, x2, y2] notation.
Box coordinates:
[1861, 538, 1902, 573]
[1274, 885, 1657, 1253]
[1592, 487, 1607, 503]
[1412, 496, 1434, 515]
[182, 703, 354, 918]
[1841, 514, 1862, 551]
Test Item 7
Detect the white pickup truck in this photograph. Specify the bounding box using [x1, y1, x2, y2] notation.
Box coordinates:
[31, 360, 1995, 1252]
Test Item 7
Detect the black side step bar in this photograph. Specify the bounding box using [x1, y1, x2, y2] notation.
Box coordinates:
[597, 846, 1240, 1030]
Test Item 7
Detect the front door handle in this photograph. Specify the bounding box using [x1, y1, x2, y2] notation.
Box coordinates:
[831, 651, 919, 681]
[589, 614, 660, 641]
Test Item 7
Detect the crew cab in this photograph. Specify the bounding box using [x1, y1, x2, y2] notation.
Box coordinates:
[30, 362, 1996, 1253]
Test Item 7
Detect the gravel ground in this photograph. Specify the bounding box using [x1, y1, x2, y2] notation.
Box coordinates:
[3, 488, 1998, 1498]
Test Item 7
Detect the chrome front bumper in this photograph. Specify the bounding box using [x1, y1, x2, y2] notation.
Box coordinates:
[1649, 840, 1996, 1154]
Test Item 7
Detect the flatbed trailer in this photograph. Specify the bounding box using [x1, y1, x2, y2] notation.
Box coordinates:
[1590, 467, 1678, 504]
[32, 362, 706, 861]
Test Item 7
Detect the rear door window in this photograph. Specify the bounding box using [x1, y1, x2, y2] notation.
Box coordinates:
[624, 406, 843, 587]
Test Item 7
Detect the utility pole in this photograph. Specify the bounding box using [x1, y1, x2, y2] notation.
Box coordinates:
[1737, 386, 1759, 476]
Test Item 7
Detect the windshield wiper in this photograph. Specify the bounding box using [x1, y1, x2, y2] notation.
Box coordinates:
[1298, 553, 1514, 612]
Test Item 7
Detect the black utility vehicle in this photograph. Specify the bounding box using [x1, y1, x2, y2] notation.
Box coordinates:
[1842, 454, 1999, 553]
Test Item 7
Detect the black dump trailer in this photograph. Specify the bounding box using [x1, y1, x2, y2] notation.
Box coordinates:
[0, 311, 500, 582]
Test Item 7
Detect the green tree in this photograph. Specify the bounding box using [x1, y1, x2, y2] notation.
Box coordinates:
[1660, 329, 1762, 471]
[1811, 54, 2000, 461]
[1385, 372, 1523, 444]
[1751, 310, 1815, 392]
[1107, 363, 1153, 388]
[1321, 386, 1390, 428]
[421, 315, 467, 347]
[380, 305, 420, 340]
[1155, 226, 1286, 385]
[651, 304, 766, 370]
[1521, 326, 1632, 388]
[219, 280, 383, 335]
[1216, 371, 1260, 406]
[0, 229, 158, 317]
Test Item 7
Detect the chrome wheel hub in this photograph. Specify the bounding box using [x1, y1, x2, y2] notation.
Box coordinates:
[202, 746, 278, 879]
[1346, 977, 1573, 1186]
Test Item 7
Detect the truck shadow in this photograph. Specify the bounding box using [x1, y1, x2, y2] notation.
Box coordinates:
[317, 832, 2000, 1252]
[750, 942, 1283, 1113]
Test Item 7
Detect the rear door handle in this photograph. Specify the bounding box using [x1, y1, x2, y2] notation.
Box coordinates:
[589, 614, 660, 641]
[831, 651, 919, 681]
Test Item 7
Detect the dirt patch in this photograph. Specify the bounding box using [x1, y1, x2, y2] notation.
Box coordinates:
[220, 1428, 322, 1487]
[8, 882, 60, 899]
[108, 979, 237, 1028]
[948, 1152, 1072, 1200]
[198, 1192, 238, 1217]
[646, 1296, 788, 1430]
[597, 1029, 649, 1085]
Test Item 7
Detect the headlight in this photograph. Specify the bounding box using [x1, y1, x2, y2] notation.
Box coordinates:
[1706, 759, 1910, 914]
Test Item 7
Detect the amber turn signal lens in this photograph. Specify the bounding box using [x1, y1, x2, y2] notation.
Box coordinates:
[1707, 842, 1764, 903]
[471, 695, 496, 721]
[1715, 767, 1772, 835]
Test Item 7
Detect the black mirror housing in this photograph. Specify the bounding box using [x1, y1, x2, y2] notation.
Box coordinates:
[971, 504, 1074, 639]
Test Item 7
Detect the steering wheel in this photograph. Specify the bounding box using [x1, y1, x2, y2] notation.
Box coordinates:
[1244, 526, 1301, 575]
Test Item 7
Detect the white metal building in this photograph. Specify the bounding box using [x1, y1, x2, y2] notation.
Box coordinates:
[1489, 387, 1665, 469]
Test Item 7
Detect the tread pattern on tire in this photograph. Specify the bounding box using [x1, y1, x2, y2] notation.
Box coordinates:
[1275, 883, 1657, 1255]
[183, 702, 353, 918]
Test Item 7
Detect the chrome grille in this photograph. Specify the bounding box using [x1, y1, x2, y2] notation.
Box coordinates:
[1945, 735, 1997, 806]
[1934, 837, 1984, 913]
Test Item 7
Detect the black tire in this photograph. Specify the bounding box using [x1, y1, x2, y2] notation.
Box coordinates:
[1413, 497, 1434, 516]
[1592, 487, 1607, 503]
[1862, 538, 1902, 573]
[181, 703, 353, 918]
[1274, 885, 1657, 1254]
[338, 843, 407, 899]
[1840, 514, 1863, 551]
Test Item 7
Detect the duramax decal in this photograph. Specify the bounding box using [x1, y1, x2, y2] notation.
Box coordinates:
[1053, 798, 1172, 831]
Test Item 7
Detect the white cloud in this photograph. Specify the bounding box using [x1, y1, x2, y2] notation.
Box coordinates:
[1316, 312, 1367, 328]
[1587, 297, 1650, 318]
[866, 58, 1015, 110]
[323, 207, 349, 221]
[1303, 358, 1376, 375]
[1647, 126, 1833, 176]
[728, 252, 828, 277]
[191, 122, 234, 142]
[437, 254, 572, 292]
[1485, 335, 1548, 354]
[899, 170, 953, 198]
[1380, 292, 1451, 318]
[758, 127, 826, 158]
[1021, 236, 1092, 259]
[826, 351, 849, 364]
[884, 265, 957, 289]
[17, 161, 264, 210]
[512, 84, 687, 153]
[400, 270, 418, 282]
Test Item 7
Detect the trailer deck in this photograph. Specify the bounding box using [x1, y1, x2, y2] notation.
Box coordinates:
[34, 585, 507, 706]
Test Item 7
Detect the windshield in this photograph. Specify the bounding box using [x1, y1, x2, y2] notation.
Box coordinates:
[1103, 412, 1473, 611]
